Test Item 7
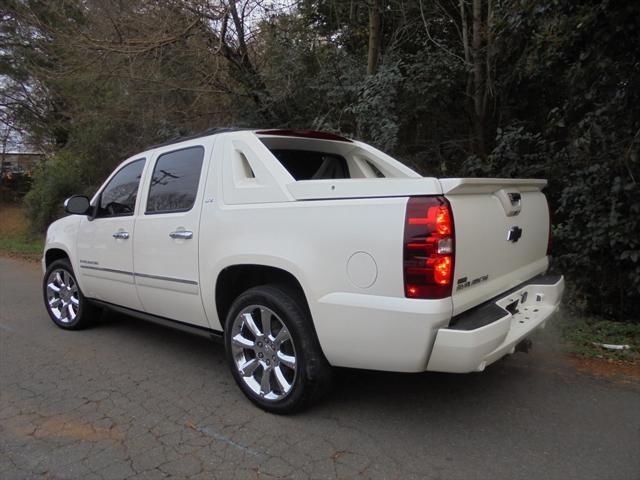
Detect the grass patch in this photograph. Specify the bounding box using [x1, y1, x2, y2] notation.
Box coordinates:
[0, 203, 44, 257]
[563, 318, 640, 363]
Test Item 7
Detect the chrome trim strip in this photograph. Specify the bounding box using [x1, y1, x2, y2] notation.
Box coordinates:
[134, 272, 198, 286]
[80, 265, 133, 276]
[79, 265, 198, 286]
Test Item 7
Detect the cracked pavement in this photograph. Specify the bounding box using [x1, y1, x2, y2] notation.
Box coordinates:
[1, 257, 639, 479]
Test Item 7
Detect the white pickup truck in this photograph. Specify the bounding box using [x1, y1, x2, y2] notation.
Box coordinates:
[42, 128, 564, 412]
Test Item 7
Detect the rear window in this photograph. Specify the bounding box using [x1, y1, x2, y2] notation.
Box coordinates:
[146, 146, 204, 213]
[269, 149, 349, 180]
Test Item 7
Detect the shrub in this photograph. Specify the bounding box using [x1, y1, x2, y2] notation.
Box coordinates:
[0, 173, 33, 203]
[24, 150, 91, 233]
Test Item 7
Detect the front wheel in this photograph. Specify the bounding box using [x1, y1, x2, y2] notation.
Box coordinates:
[224, 285, 332, 413]
[43, 259, 97, 330]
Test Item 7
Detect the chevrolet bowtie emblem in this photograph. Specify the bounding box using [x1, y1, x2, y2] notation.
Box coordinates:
[507, 226, 523, 242]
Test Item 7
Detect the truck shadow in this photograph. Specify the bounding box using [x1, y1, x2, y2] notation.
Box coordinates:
[91, 309, 571, 417]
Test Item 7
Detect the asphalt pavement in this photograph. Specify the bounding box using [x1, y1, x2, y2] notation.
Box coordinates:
[1, 257, 639, 480]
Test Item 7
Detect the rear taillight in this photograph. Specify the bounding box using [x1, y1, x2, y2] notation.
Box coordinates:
[403, 196, 455, 299]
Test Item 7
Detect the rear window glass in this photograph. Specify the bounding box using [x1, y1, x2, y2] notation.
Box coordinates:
[269, 149, 349, 180]
[146, 146, 204, 213]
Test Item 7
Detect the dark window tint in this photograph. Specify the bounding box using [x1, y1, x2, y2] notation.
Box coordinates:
[97, 159, 145, 218]
[146, 147, 204, 213]
[270, 149, 349, 180]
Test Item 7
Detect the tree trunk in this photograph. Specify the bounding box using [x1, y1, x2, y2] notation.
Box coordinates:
[203, 0, 279, 126]
[471, 0, 486, 157]
[367, 0, 382, 75]
[0, 135, 7, 186]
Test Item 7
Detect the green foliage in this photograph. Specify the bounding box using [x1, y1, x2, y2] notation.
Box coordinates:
[563, 317, 640, 361]
[24, 150, 90, 233]
[556, 164, 639, 318]
[348, 61, 403, 151]
[254, 13, 361, 129]
[0, 235, 43, 256]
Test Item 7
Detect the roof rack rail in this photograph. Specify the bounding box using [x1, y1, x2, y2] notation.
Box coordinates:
[256, 129, 352, 142]
[148, 127, 352, 150]
[149, 127, 247, 149]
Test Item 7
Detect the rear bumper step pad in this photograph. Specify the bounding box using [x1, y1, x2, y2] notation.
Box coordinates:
[426, 275, 564, 373]
[448, 274, 563, 331]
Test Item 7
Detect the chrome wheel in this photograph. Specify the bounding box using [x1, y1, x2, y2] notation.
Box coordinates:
[230, 305, 298, 401]
[46, 268, 79, 324]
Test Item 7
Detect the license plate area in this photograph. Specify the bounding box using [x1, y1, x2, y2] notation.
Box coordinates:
[504, 299, 519, 315]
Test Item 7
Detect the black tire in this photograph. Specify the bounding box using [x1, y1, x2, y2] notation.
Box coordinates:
[43, 258, 98, 330]
[224, 284, 332, 414]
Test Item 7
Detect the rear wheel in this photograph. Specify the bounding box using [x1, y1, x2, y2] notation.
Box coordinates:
[43, 259, 97, 330]
[224, 285, 332, 413]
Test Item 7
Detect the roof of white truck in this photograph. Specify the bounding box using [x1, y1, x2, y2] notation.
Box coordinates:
[151, 128, 352, 149]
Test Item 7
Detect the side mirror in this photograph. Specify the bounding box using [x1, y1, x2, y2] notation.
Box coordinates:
[64, 195, 91, 215]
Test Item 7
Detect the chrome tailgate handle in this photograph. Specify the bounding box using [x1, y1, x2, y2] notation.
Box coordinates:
[495, 188, 522, 217]
[112, 231, 129, 239]
[169, 230, 193, 240]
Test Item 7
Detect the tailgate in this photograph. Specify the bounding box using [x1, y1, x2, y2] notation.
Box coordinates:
[440, 178, 551, 316]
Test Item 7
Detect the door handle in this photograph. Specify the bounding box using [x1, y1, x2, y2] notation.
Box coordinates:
[169, 230, 193, 240]
[112, 231, 130, 239]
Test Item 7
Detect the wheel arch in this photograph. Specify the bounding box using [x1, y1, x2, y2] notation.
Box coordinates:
[215, 264, 312, 331]
[43, 245, 85, 292]
[45, 247, 71, 267]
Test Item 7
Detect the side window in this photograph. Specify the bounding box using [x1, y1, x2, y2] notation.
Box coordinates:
[146, 146, 204, 214]
[96, 159, 145, 218]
